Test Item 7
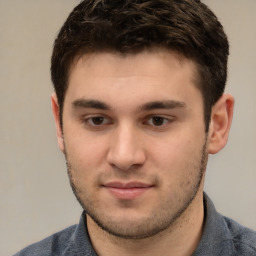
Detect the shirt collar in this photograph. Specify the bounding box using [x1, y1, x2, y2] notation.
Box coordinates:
[71, 193, 235, 256]
[192, 192, 234, 255]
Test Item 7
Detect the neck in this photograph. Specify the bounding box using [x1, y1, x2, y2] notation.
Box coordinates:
[87, 191, 205, 256]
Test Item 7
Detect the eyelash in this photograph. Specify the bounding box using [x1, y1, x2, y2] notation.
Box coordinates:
[144, 116, 170, 126]
[83, 116, 112, 127]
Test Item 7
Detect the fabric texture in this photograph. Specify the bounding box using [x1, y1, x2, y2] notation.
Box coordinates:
[14, 193, 256, 256]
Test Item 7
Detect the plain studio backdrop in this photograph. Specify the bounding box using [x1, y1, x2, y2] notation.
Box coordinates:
[0, 1, 255, 255]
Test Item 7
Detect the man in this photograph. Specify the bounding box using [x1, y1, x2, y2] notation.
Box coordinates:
[15, 0, 256, 255]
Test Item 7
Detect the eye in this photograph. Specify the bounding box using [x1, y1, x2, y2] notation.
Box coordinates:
[145, 116, 170, 127]
[84, 116, 110, 126]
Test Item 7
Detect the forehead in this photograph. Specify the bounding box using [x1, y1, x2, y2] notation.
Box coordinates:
[65, 49, 202, 110]
[70, 49, 197, 81]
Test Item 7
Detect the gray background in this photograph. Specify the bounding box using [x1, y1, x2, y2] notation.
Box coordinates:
[0, 1, 255, 255]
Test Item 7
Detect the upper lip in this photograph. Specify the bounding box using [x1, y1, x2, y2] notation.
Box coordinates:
[103, 181, 153, 189]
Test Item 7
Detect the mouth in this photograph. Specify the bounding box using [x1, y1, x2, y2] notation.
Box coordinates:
[102, 181, 154, 200]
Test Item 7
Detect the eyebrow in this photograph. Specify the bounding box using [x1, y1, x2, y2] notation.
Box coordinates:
[139, 100, 186, 111]
[72, 99, 111, 110]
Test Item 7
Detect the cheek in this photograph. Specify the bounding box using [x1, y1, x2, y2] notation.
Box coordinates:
[64, 133, 108, 177]
[149, 134, 194, 163]
[148, 133, 204, 177]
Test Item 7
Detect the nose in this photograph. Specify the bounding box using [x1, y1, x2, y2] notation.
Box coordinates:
[106, 124, 146, 171]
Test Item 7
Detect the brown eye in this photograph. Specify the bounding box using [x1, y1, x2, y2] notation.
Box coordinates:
[151, 116, 165, 126]
[84, 116, 110, 127]
[144, 116, 170, 127]
[82, 115, 113, 130]
[91, 117, 104, 125]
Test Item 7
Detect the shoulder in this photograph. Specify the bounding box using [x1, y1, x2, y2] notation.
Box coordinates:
[14, 225, 77, 256]
[224, 216, 256, 254]
[196, 193, 256, 256]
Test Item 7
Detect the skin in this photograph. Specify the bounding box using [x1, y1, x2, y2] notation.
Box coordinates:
[52, 49, 234, 256]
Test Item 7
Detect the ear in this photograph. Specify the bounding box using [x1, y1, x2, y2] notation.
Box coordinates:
[207, 94, 234, 154]
[51, 93, 65, 152]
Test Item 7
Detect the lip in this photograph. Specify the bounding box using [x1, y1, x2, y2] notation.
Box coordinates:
[103, 181, 154, 200]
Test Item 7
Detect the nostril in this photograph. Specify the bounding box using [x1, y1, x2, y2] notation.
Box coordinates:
[106, 148, 146, 171]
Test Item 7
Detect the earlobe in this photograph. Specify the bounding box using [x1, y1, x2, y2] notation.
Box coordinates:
[51, 93, 65, 152]
[207, 94, 234, 154]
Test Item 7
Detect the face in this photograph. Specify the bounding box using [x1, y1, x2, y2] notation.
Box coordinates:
[57, 50, 209, 239]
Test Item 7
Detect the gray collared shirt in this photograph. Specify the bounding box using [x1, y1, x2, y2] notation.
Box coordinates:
[14, 193, 256, 255]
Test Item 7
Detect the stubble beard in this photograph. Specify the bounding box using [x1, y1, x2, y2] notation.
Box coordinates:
[65, 138, 208, 240]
